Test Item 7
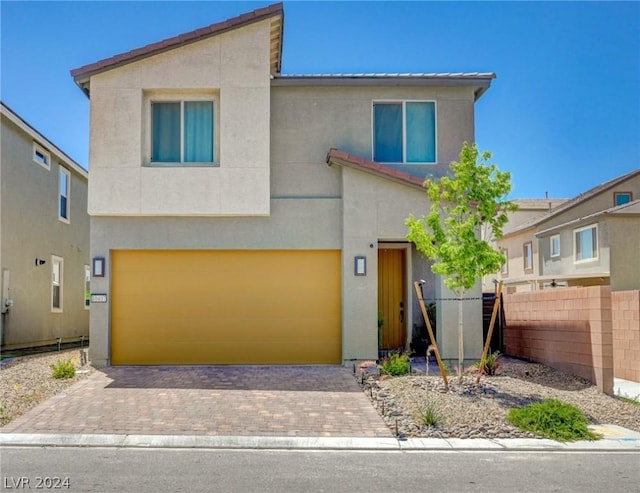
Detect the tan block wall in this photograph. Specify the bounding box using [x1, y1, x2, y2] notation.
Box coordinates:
[503, 286, 613, 394]
[612, 290, 640, 382]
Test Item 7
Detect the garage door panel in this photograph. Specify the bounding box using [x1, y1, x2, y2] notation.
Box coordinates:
[111, 250, 341, 365]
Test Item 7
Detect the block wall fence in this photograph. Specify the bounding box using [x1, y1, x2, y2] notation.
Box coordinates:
[611, 290, 640, 383]
[503, 286, 614, 395]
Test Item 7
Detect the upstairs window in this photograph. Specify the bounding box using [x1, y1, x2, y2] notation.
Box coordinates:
[574, 224, 598, 262]
[33, 142, 50, 170]
[614, 191, 632, 206]
[151, 100, 214, 164]
[550, 234, 560, 258]
[59, 166, 70, 222]
[501, 249, 509, 276]
[373, 101, 436, 163]
[523, 242, 533, 272]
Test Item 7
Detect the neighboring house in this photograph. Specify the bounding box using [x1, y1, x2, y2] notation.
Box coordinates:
[70, 2, 494, 367]
[0, 102, 90, 349]
[482, 198, 567, 293]
[497, 169, 640, 293]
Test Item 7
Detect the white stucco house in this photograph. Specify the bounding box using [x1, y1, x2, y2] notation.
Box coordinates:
[71, 2, 494, 367]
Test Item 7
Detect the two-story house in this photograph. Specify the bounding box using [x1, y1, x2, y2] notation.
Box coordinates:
[497, 168, 640, 293]
[71, 3, 494, 367]
[0, 102, 90, 350]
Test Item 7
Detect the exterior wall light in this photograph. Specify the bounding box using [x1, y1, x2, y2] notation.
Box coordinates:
[93, 257, 105, 277]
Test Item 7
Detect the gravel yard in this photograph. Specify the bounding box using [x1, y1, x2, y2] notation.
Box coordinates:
[2, 350, 638, 440]
[0, 349, 95, 427]
[357, 357, 640, 439]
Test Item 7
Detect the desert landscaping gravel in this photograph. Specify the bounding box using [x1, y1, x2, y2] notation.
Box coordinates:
[1, 350, 638, 441]
[358, 358, 640, 439]
[0, 349, 94, 426]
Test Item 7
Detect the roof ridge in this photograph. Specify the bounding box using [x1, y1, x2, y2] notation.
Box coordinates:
[504, 167, 640, 235]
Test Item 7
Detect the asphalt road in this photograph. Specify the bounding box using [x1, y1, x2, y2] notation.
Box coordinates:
[1, 448, 638, 493]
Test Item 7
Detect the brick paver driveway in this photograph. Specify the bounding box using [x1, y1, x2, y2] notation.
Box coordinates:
[2, 366, 392, 437]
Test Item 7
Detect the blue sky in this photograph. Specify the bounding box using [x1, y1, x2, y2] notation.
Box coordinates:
[1, 1, 639, 199]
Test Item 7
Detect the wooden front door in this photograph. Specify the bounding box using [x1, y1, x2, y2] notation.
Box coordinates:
[378, 248, 406, 350]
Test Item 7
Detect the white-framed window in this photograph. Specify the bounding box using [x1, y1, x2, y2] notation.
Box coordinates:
[574, 224, 598, 262]
[51, 256, 63, 312]
[59, 166, 70, 222]
[33, 142, 51, 170]
[500, 249, 509, 276]
[523, 242, 533, 272]
[151, 99, 215, 164]
[84, 265, 91, 309]
[372, 101, 436, 164]
[550, 234, 561, 258]
[614, 191, 632, 206]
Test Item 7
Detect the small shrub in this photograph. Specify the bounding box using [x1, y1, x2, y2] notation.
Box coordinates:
[380, 352, 410, 376]
[507, 398, 600, 442]
[473, 350, 503, 376]
[415, 402, 440, 427]
[51, 359, 76, 379]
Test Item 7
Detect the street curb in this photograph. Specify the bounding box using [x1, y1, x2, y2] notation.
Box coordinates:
[1, 433, 639, 451]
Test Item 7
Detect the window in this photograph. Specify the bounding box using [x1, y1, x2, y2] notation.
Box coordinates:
[501, 249, 509, 276]
[51, 256, 63, 312]
[151, 100, 214, 163]
[59, 167, 70, 222]
[550, 234, 560, 258]
[373, 101, 436, 163]
[574, 224, 598, 262]
[84, 265, 91, 309]
[614, 192, 632, 206]
[523, 242, 533, 271]
[33, 142, 50, 170]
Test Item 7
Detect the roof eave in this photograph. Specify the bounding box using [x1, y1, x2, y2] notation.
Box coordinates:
[0, 101, 88, 178]
[326, 148, 426, 190]
[71, 3, 284, 98]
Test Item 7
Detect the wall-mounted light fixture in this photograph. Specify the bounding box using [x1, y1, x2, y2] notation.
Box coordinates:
[35, 258, 46, 266]
[354, 256, 366, 276]
[93, 257, 105, 277]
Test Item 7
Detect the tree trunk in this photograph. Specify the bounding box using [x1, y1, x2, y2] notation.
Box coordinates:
[458, 292, 464, 381]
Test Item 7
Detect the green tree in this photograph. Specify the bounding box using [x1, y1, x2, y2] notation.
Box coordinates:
[406, 142, 516, 379]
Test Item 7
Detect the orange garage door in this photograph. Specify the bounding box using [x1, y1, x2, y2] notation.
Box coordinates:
[111, 250, 341, 365]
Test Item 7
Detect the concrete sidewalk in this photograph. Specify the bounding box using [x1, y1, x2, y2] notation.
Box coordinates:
[2, 426, 639, 451]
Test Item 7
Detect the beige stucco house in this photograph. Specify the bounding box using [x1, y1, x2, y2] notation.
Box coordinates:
[497, 169, 640, 293]
[0, 102, 90, 349]
[71, 3, 495, 367]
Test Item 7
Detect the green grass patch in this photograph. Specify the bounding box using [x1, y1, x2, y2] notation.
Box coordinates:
[50, 359, 76, 379]
[507, 398, 600, 442]
[617, 396, 640, 407]
[380, 352, 410, 376]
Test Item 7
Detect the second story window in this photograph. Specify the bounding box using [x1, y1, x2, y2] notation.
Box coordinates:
[151, 101, 214, 164]
[523, 242, 533, 272]
[59, 166, 70, 222]
[501, 249, 509, 276]
[614, 191, 632, 206]
[550, 234, 560, 258]
[574, 224, 598, 262]
[33, 142, 51, 170]
[373, 101, 436, 164]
